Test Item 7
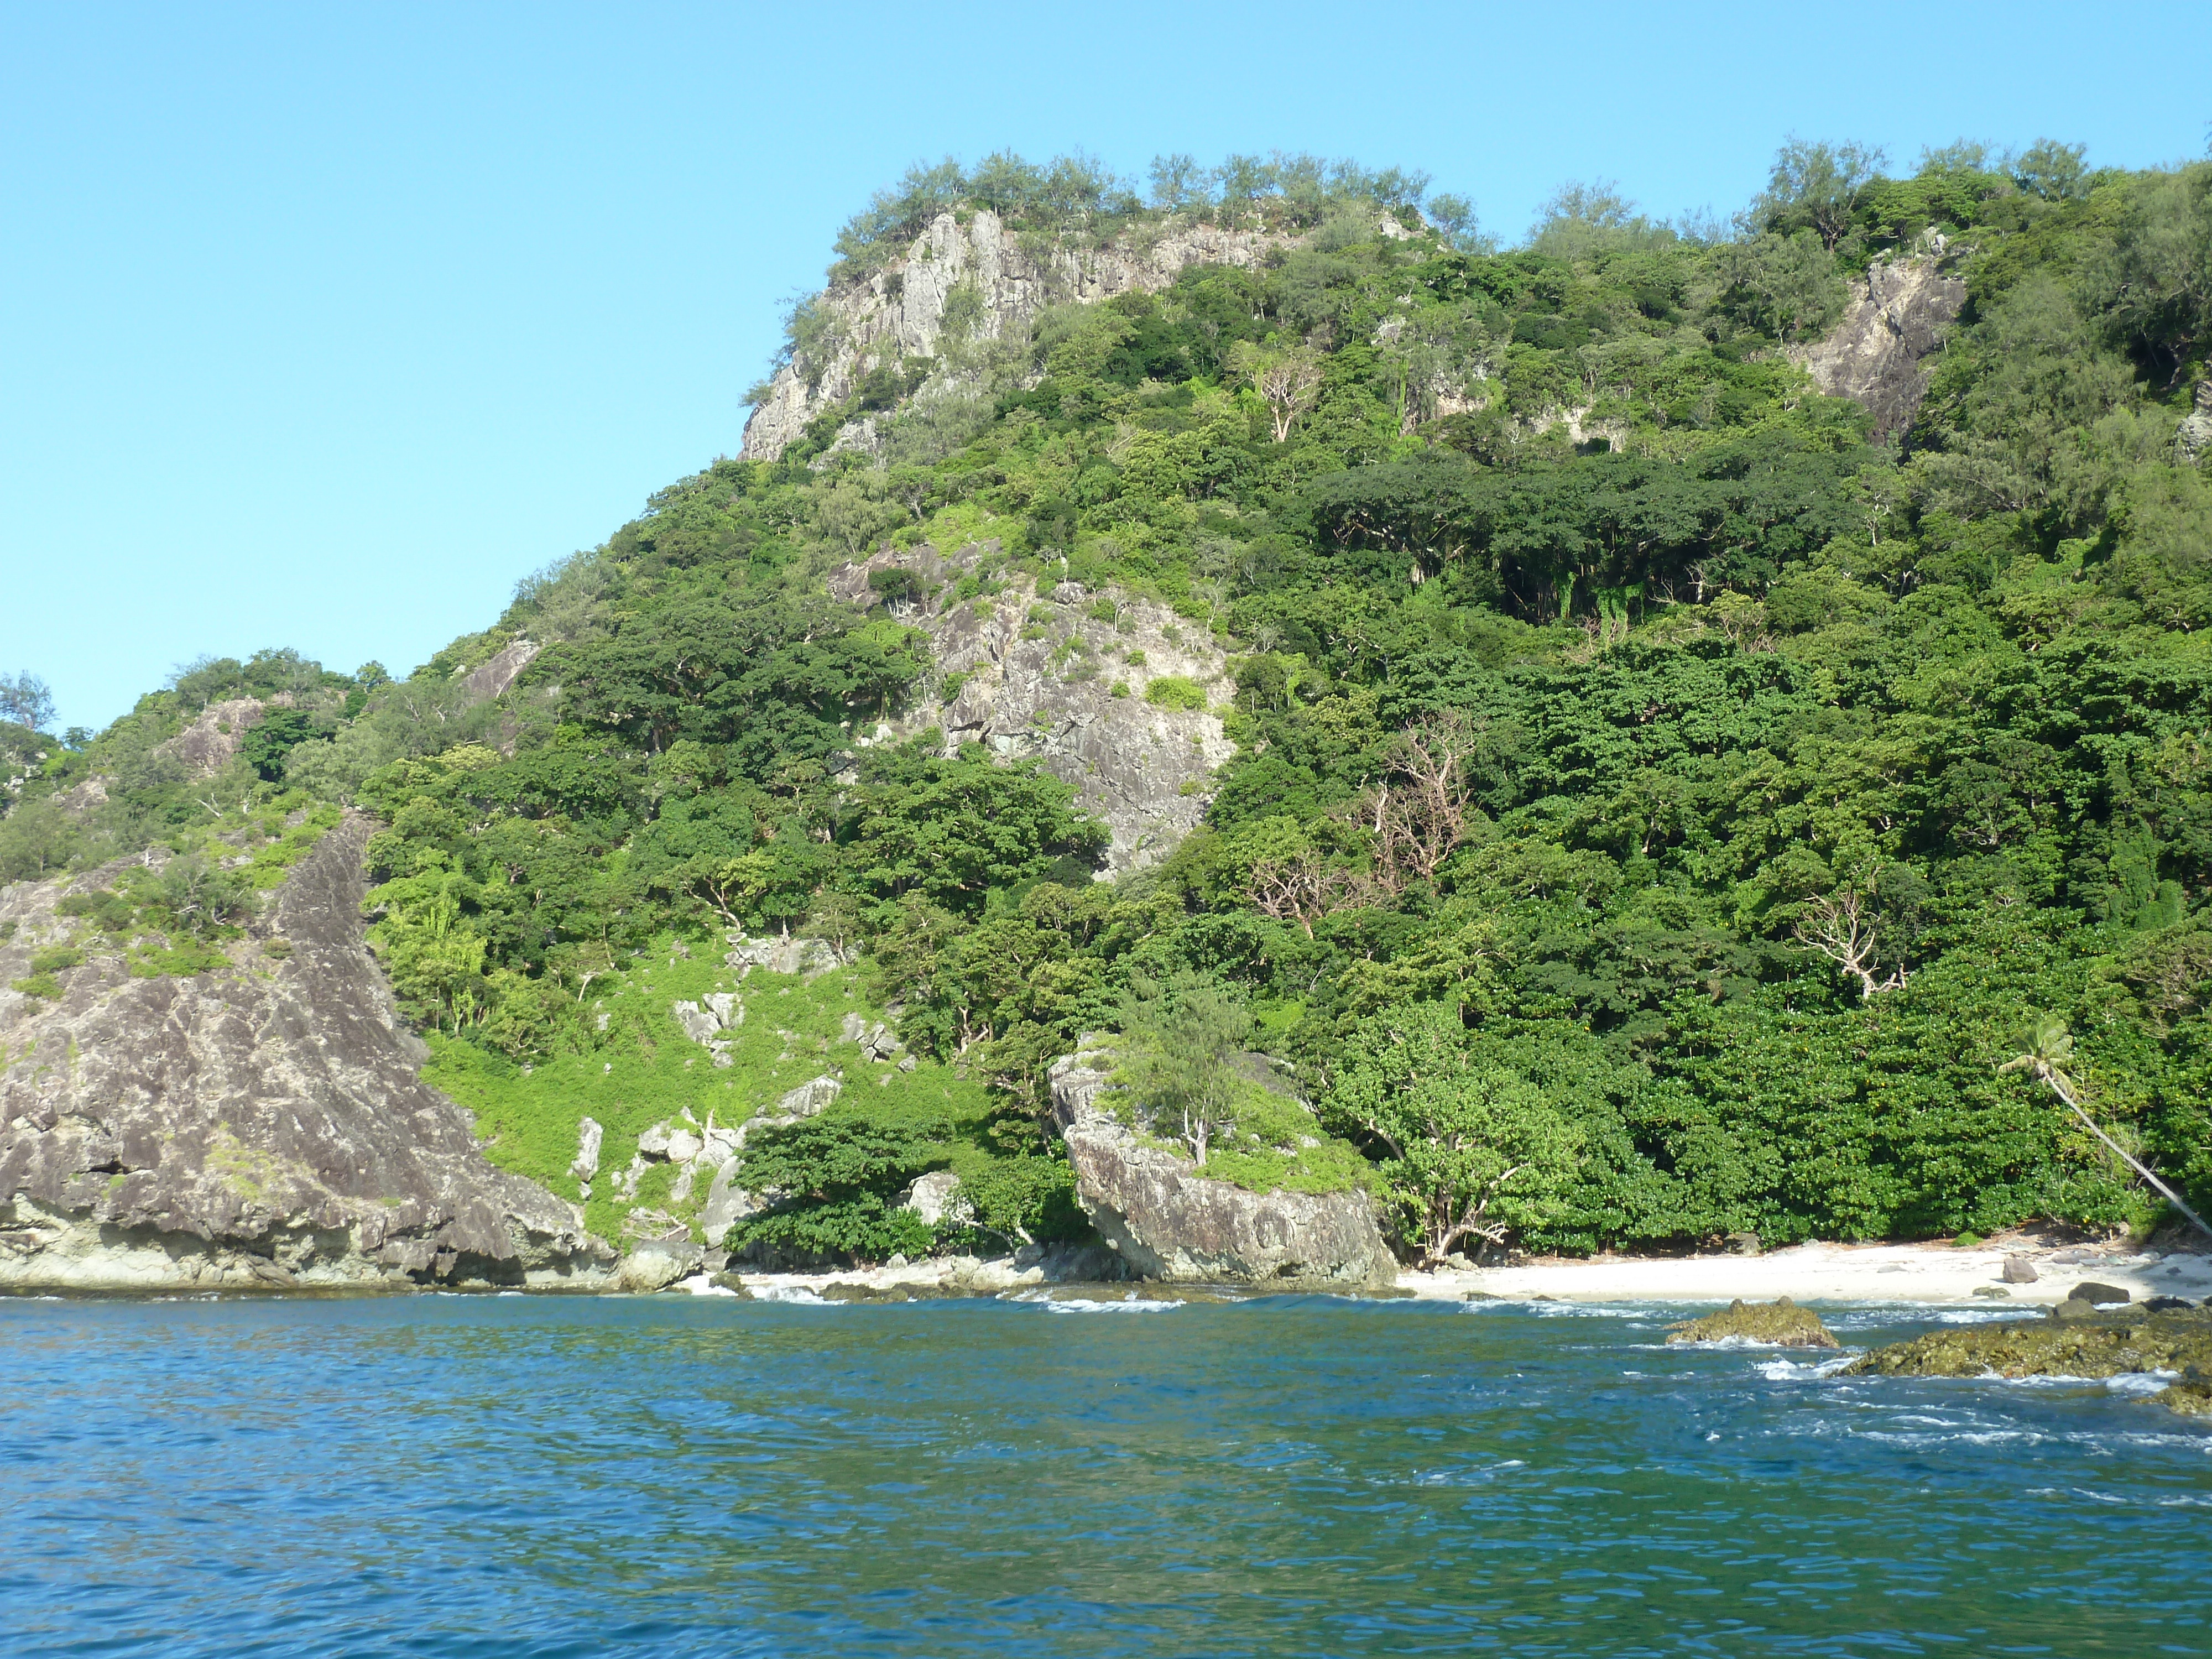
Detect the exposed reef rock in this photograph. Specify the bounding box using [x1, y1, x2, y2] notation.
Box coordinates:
[1844, 1302, 2212, 1417]
[1795, 254, 1966, 438]
[0, 815, 613, 1291]
[1667, 1297, 1838, 1349]
[1046, 1045, 1395, 1286]
[743, 208, 1291, 463]
[832, 543, 1234, 873]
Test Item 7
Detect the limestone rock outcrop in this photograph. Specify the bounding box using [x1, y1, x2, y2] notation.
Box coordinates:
[2176, 379, 2212, 463]
[1795, 254, 1967, 437]
[1844, 1303, 2212, 1417]
[832, 543, 1235, 873]
[460, 638, 541, 701]
[743, 208, 1291, 463]
[0, 815, 613, 1290]
[1046, 1045, 1395, 1286]
[155, 697, 270, 779]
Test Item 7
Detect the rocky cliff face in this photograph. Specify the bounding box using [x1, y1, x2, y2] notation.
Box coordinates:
[2176, 380, 2212, 463]
[743, 209, 1290, 463]
[1795, 255, 1967, 438]
[1046, 1045, 1396, 1286]
[831, 542, 1236, 874]
[0, 815, 614, 1290]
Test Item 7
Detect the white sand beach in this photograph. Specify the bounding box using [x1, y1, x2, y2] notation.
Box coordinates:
[718, 1235, 2212, 1306]
[1403, 1236, 2212, 1306]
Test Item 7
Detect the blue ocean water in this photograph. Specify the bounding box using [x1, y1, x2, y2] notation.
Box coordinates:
[0, 1291, 2205, 1657]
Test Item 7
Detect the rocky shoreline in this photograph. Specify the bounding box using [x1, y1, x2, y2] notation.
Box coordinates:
[0, 816, 612, 1293]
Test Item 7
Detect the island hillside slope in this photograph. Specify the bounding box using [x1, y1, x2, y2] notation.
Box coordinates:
[7, 142, 2212, 1281]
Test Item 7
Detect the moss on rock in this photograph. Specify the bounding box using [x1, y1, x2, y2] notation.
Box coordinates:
[1666, 1297, 1838, 1349]
[1843, 1306, 2212, 1418]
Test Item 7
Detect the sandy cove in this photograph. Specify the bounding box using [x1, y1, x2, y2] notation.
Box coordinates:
[1407, 1237, 2212, 1307]
[708, 1237, 2212, 1306]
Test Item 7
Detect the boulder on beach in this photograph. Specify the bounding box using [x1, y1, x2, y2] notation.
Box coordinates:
[2068, 1281, 2130, 1306]
[1046, 1046, 1395, 1287]
[1666, 1297, 1839, 1348]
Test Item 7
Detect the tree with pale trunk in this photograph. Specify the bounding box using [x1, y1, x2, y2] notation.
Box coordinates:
[1228, 341, 1323, 442]
[1999, 1012, 2212, 1243]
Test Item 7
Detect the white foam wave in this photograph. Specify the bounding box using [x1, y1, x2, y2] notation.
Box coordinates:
[2103, 1369, 2180, 1396]
[1034, 1295, 1180, 1314]
[1755, 1353, 1860, 1380]
[1460, 1299, 1654, 1319]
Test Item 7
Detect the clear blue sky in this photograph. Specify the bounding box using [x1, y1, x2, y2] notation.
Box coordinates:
[4, 1, 2206, 733]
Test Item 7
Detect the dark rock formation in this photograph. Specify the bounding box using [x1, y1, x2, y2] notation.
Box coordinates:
[2069, 1281, 2132, 1306]
[0, 815, 613, 1290]
[1796, 255, 1966, 437]
[1666, 1297, 1838, 1349]
[1046, 1045, 1395, 1286]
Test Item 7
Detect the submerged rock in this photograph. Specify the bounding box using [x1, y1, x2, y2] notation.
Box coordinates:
[1045, 1047, 1395, 1287]
[0, 815, 612, 1291]
[1844, 1305, 2212, 1416]
[1666, 1297, 1839, 1349]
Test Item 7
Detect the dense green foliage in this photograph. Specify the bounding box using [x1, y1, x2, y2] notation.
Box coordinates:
[11, 139, 2212, 1262]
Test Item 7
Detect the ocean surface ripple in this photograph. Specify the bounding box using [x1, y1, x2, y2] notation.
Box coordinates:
[1, 1294, 2206, 1656]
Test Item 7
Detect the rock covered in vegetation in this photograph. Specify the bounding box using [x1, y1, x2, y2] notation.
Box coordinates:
[1844, 1304, 2212, 1416]
[723, 933, 850, 979]
[833, 543, 1235, 872]
[742, 208, 1289, 463]
[1793, 253, 1966, 436]
[0, 815, 612, 1290]
[154, 696, 270, 779]
[1046, 1047, 1395, 1286]
[1666, 1297, 1839, 1348]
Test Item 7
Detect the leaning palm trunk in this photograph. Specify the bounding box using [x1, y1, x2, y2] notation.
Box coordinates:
[2001, 1019, 2212, 1244]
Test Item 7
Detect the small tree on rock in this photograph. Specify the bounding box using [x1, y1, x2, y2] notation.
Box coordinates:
[1112, 972, 1251, 1168]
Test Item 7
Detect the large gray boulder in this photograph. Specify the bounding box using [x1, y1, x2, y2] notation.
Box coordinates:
[0, 814, 614, 1291]
[1046, 1046, 1395, 1287]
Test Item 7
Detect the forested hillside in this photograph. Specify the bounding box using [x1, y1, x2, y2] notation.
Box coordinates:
[8, 139, 2212, 1265]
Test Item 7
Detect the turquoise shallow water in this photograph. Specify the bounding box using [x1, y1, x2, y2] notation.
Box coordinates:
[1, 1292, 2206, 1657]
